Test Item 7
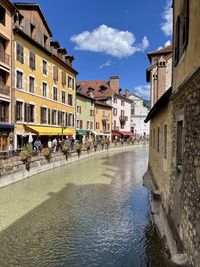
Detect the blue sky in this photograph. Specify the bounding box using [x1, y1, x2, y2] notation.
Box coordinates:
[13, 0, 172, 99]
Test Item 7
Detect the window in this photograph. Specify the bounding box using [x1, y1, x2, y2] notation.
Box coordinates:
[16, 42, 24, 63]
[90, 121, 93, 129]
[96, 122, 99, 129]
[53, 87, 58, 101]
[96, 108, 98, 115]
[40, 107, 47, 124]
[164, 125, 167, 159]
[62, 71, 66, 85]
[58, 111, 65, 125]
[16, 101, 23, 121]
[68, 76, 74, 89]
[121, 100, 125, 106]
[42, 82, 47, 97]
[157, 127, 160, 153]
[174, 0, 189, 65]
[87, 121, 90, 129]
[68, 94, 73, 106]
[77, 120, 80, 128]
[131, 106, 135, 115]
[53, 66, 58, 81]
[68, 113, 73, 127]
[0, 5, 5, 26]
[29, 76, 35, 93]
[29, 51, 36, 70]
[113, 98, 117, 104]
[107, 123, 110, 131]
[77, 105, 81, 114]
[24, 103, 34, 123]
[90, 109, 94, 116]
[42, 60, 47, 75]
[113, 108, 117, 116]
[153, 128, 155, 149]
[16, 71, 23, 89]
[176, 121, 183, 166]
[80, 120, 83, 129]
[62, 91, 65, 103]
[52, 110, 57, 125]
[30, 23, 35, 39]
[44, 35, 48, 48]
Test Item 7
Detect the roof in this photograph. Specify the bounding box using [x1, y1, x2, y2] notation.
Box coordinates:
[147, 45, 172, 63]
[76, 92, 95, 101]
[144, 87, 172, 123]
[95, 100, 112, 108]
[78, 80, 131, 102]
[14, 2, 52, 36]
[1, 0, 16, 13]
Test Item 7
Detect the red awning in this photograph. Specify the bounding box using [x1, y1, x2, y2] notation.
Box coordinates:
[120, 131, 133, 137]
[112, 130, 121, 136]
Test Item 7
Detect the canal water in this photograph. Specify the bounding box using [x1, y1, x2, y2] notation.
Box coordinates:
[0, 146, 172, 267]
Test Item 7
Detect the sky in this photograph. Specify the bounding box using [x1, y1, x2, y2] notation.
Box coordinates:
[12, 0, 172, 99]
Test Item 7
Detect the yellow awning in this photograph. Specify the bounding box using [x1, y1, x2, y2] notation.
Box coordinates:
[24, 125, 75, 136]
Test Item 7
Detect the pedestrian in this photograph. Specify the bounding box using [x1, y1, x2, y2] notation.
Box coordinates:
[48, 139, 52, 151]
[52, 137, 57, 152]
[34, 137, 41, 155]
[58, 138, 62, 151]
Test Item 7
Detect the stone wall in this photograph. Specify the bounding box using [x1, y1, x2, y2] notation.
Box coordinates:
[169, 67, 200, 267]
[0, 141, 148, 189]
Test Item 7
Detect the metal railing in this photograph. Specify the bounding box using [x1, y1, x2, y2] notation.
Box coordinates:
[0, 49, 10, 65]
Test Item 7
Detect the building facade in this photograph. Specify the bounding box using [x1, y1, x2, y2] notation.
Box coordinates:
[128, 93, 149, 136]
[78, 76, 132, 140]
[94, 101, 112, 140]
[13, 3, 77, 148]
[76, 90, 95, 142]
[0, 0, 15, 151]
[170, 1, 200, 265]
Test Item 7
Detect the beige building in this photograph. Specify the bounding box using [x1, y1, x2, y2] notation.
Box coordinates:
[0, 0, 15, 151]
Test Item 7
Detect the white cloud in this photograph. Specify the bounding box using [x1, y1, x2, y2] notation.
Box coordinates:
[99, 60, 111, 69]
[164, 40, 171, 47]
[71, 25, 149, 58]
[161, 0, 172, 36]
[133, 84, 150, 99]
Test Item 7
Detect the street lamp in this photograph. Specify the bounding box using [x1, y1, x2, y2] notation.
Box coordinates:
[60, 123, 66, 142]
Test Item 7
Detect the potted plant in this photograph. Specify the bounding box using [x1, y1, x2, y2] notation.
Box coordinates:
[41, 147, 52, 162]
[20, 144, 32, 171]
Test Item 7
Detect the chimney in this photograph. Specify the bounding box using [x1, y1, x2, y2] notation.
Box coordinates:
[125, 89, 129, 98]
[109, 76, 120, 94]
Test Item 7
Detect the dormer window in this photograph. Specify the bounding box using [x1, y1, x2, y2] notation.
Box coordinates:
[30, 23, 35, 39]
[0, 5, 5, 26]
[99, 85, 106, 93]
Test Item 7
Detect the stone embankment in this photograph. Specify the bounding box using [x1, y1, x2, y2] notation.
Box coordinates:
[0, 141, 148, 189]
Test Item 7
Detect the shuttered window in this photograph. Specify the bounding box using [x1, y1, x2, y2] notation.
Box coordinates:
[16, 42, 24, 63]
[29, 51, 36, 70]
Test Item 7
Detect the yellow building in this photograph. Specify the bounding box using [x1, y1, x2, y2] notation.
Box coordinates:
[94, 101, 112, 140]
[0, 0, 15, 151]
[13, 3, 78, 148]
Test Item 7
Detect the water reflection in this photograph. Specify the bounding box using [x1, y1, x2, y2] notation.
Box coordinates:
[0, 146, 172, 266]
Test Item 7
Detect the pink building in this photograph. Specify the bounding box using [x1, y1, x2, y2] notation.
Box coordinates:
[78, 76, 132, 140]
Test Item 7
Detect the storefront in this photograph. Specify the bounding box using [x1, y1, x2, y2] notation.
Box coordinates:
[0, 124, 14, 151]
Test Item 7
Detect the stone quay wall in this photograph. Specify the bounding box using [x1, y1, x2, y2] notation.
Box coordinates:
[0, 141, 148, 189]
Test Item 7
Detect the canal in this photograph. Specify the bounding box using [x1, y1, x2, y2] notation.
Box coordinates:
[0, 145, 172, 267]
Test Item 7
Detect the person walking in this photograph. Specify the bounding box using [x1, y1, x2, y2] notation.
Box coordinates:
[34, 137, 41, 155]
[48, 139, 52, 152]
[52, 137, 57, 153]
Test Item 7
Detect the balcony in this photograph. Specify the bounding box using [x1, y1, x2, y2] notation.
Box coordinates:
[119, 116, 128, 122]
[0, 83, 10, 96]
[0, 49, 10, 65]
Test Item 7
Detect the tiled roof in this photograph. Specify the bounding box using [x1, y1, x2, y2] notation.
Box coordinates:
[95, 100, 112, 108]
[147, 45, 172, 57]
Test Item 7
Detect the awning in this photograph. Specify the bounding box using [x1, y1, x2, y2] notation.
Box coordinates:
[112, 130, 121, 136]
[76, 129, 90, 135]
[120, 131, 133, 137]
[0, 123, 14, 130]
[25, 125, 75, 136]
[91, 130, 98, 135]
